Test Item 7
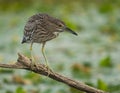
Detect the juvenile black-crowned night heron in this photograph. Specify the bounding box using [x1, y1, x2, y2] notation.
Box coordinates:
[21, 13, 77, 68]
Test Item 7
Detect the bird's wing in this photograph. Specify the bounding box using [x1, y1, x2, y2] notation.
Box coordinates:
[24, 13, 45, 36]
[35, 13, 64, 32]
[24, 21, 36, 37]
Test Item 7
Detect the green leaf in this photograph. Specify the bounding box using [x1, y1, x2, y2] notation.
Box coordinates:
[24, 72, 41, 85]
[70, 87, 84, 93]
[97, 79, 108, 91]
[99, 3, 114, 13]
[99, 56, 113, 68]
[16, 86, 26, 93]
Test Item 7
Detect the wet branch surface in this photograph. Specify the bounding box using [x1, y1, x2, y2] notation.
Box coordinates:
[0, 53, 108, 93]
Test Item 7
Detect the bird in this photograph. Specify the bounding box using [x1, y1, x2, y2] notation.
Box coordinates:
[21, 13, 78, 69]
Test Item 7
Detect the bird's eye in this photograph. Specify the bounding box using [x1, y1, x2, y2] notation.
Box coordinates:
[58, 24, 63, 27]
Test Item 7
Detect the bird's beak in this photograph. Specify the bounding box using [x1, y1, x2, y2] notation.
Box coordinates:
[21, 37, 26, 44]
[65, 27, 78, 36]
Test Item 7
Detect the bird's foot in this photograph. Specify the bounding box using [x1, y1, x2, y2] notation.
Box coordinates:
[30, 59, 39, 70]
[44, 65, 50, 76]
[44, 65, 55, 76]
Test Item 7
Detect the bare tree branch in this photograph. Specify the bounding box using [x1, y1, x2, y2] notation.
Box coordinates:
[0, 53, 108, 93]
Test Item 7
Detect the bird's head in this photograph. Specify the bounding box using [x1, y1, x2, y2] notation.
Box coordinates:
[56, 20, 66, 31]
[56, 21, 78, 36]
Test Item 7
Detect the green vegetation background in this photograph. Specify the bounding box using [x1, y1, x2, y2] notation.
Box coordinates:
[0, 0, 120, 93]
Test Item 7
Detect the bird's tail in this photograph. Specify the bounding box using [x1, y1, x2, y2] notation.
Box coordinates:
[65, 27, 78, 36]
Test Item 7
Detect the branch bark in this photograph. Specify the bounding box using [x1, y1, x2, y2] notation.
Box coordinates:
[0, 53, 108, 93]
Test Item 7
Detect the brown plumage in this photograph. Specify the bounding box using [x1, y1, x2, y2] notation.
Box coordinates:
[21, 13, 77, 44]
[21, 13, 77, 68]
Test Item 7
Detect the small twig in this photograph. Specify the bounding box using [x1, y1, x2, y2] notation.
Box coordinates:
[0, 53, 108, 93]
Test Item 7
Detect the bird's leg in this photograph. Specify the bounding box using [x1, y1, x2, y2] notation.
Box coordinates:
[30, 43, 34, 68]
[41, 42, 53, 76]
[30, 43, 38, 69]
[42, 42, 49, 68]
[30, 43, 33, 61]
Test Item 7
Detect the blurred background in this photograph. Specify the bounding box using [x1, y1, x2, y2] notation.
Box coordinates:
[0, 0, 120, 93]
